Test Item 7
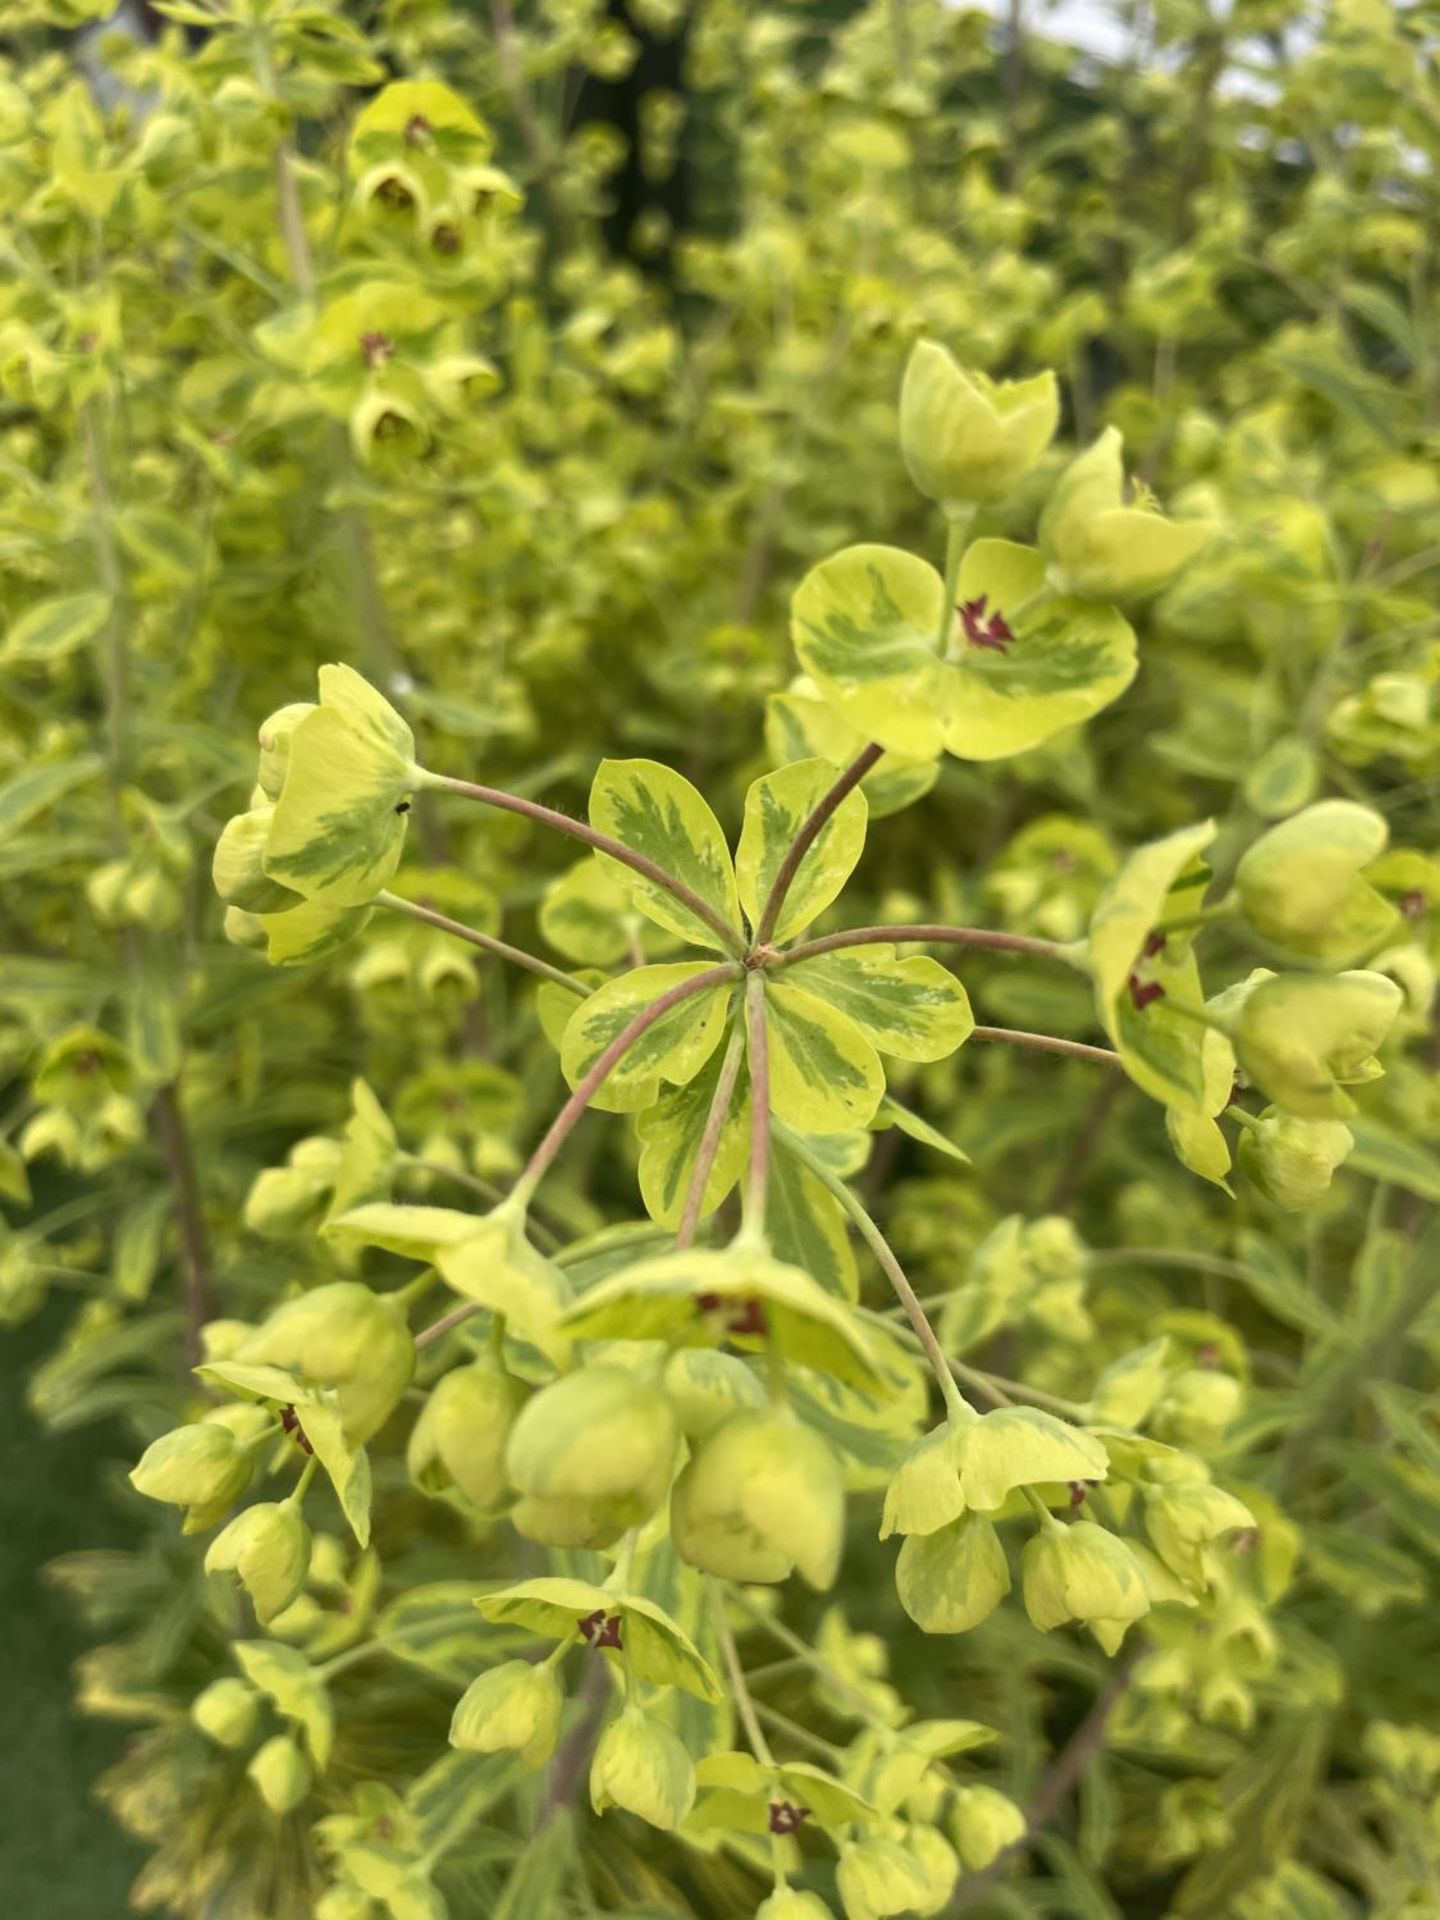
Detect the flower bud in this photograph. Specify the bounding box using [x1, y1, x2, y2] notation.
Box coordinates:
[213, 807, 301, 915]
[671, 1407, 845, 1590]
[1039, 427, 1213, 602]
[205, 1501, 312, 1626]
[407, 1358, 527, 1507]
[1144, 1481, 1255, 1588]
[200, 1319, 257, 1363]
[836, 1836, 932, 1920]
[130, 1422, 251, 1514]
[900, 341, 1058, 515]
[256, 702, 316, 800]
[1237, 1108, 1353, 1210]
[243, 1139, 342, 1237]
[662, 1347, 766, 1440]
[904, 1822, 959, 1912]
[950, 1783, 1026, 1870]
[1021, 1519, 1150, 1652]
[1235, 800, 1394, 962]
[1152, 1368, 1241, 1449]
[756, 1893, 835, 1920]
[248, 1732, 311, 1814]
[589, 1707, 695, 1829]
[895, 1511, 1011, 1635]
[450, 1658, 562, 1767]
[505, 1366, 677, 1549]
[1230, 970, 1402, 1119]
[191, 1675, 260, 1749]
[237, 1281, 414, 1443]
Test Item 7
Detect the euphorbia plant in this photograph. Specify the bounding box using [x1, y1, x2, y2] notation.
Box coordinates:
[120, 335, 1423, 1918]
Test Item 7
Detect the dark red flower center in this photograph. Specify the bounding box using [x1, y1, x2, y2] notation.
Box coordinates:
[958, 594, 1016, 654]
[403, 113, 432, 145]
[1400, 888, 1428, 919]
[768, 1800, 809, 1835]
[280, 1404, 313, 1455]
[1126, 930, 1168, 1010]
[578, 1609, 623, 1649]
[696, 1293, 769, 1338]
[359, 330, 395, 369]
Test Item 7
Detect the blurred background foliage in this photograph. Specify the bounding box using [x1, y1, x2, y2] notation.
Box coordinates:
[1, 0, 1440, 1914]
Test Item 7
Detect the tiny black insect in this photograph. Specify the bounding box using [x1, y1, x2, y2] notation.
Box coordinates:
[395, 800, 411, 814]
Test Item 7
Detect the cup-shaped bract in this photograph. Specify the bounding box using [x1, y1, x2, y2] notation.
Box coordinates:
[1230, 970, 1403, 1118]
[449, 1658, 562, 1768]
[130, 1421, 251, 1515]
[406, 1358, 527, 1507]
[205, 1501, 312, 1626]
[248, 1733, 312, 1815]
[504, 1366, 678, 1549]
[950, 1783, 1026, 1870]
[1235, 799, 1396, 962]
[900, 340, 1059, 516]
[1237, 1107, 1354, 1210]
[191, 1676, 260, 1749]
[670, 1406, 845, 1590]
[589, 1707, 695, 1829]
[1021, 1519, 1150, 1653]
[1039, 427, 1213, 602]
[236, 1281, 415, 1444]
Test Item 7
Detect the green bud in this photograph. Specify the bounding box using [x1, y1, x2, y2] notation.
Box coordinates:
[191, 1675, 260, 1749]
[1237, 1107, 1353, 1210]
[899, 340, 1059, 515]
[1144, 1481, 1255, 1588]
[130, 1422, 251, 1513]
[1230, 970, 1403, 1118]
[755, 1893, 835, 1920]
[836, 1836, 932, 1920]
[903, 1821, 959, 1912]
[408, 1359, 527, 1507]
[1152, 1368, 1242, 1449]
[895, 1511, 1011, 1635]
[200, 1320, 257, 1363]
[1021, 1519, 1150, 1652]
[589, 1707, 695, 1829]
[1235, 800, 1395, 961]
[671, 1407, 845, 1590]
[505, 1367, 677, 1548]
[237, 1282, 415, 1443]
[248, 1732, 311, 1814]
[213, 807, 302, 915]
[662, 1347, 766, 1440]
[223, 904, 267, 950]
[1039, 427, 1213, 602]
[1086, 1338, 1172, 1427]
[950, 1783, 1026, 1870]
[205, 1501, 312, 1626]
[449, 1658, 562, 1768]
[256, 702, 317, 800]
[243, 1140, 342, 1237]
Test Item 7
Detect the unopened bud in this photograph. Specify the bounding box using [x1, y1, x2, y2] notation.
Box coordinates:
[900, 341, 1058, 515]
[950, 1783, 1026, 1870]
[248, 1732, 311, 1814]
[670, 1407, 844, 1590]
[130, 1422, 251, 1513]
[408, 1358, 527, 1508]
[205, 1501, 312, 1625]
[506, 1367, 677, 1549]
[449, 1658, 562, 1767]
[589, 1707, 695, 1829]
[191, 1676, 260, 1749]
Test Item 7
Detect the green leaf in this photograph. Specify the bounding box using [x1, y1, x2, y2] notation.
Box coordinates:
[433, 1213, 573, 1363]
[3, 592, 110, 662]
[1345, 1116, 1440, 1201]
[300, 1396, 373, 1548]
[765, 683, 938, 818]
[328, 1202, 480, 1261]
[939, 541, 1137, 760]
[736, 759, 868, 943]
[768, 1135, 858, 1301]
[764, 979, 885, 1133]
[258, 899, 373, 966]
[539, 857, 681, 966]
[588, 758, 742, 951]
[874, 1095, 970, 1164]
[377, 1583, 525, 1685]
[785, 948, 973, 1062]
[635, 1042, 748, 1228]
[0, 756, 103, 836]
[790, 544, 946, 757]
[560, 963, 732, 1114]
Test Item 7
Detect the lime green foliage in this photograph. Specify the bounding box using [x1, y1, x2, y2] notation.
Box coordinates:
[6, 2, 1440, 1917]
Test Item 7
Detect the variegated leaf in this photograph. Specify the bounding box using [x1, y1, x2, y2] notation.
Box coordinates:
[736, 758, 868, 943]
[785, 947, 974, 1061]
[588, 758, 742, 951]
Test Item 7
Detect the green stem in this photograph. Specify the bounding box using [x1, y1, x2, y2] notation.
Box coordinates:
[421, 772, 747, 959]
[317, 1640, 384, 1682]
[755, 744, 883, 947]
[971, 1024, 1121, 1068]
[938, 511, 972, 657]
[416, 966, 738, 1348]
[708, 1579, 774, 1767]
[772, 924, 1064, 968]
[1153, 894, 1239, 936]
[742, 974, 771, 1233]
[285, 1454, 319, 1509]
[378, 890, 588, 996]
[1022, 1484, 1061, 1529]
[775, 1121, 965, 1418]
[675, 1018, 747, 1250]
